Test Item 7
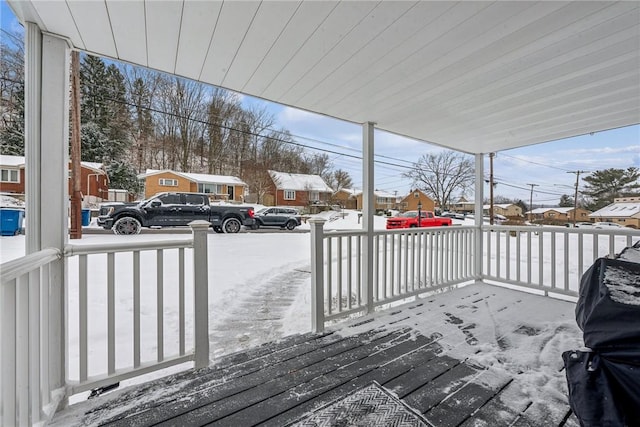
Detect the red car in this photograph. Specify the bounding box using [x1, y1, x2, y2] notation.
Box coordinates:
[386, 211, 452, 229]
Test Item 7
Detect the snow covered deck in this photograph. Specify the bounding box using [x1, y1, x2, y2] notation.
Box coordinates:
[50, 283, 582, 426]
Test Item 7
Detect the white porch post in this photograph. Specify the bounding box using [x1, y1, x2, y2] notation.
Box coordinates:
[362, 122, 375, 313]
[190, 221, 210, 368]
[474, 154, 484, 283]
[24, 25, 71, 406]
[309, 219, 326, 333]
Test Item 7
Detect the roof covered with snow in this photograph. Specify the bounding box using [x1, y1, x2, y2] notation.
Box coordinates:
[0, 155, 104, 172]
[483, 203, 518, 210]
[268, 170, 333, 192]
[140, 169, 246, 186]
[528, 207, 575, 214]
[590, 201, 640, 219]
[0, 155, 25, 167]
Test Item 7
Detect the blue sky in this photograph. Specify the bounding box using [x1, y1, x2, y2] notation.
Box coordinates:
[2, 1, 638, 205]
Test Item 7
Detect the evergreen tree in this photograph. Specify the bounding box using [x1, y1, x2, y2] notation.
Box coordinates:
[582, 167, 640, 210]
[105, 159, 142, 196]
[559, 194, 574, 207]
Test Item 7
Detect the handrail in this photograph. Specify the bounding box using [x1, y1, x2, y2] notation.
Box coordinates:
[0, 247, 61, 284]
[64, 238, 193, 256]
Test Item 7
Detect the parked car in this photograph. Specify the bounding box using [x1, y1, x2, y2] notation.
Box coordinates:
[593, 221, 624, 229]
[441, 211, 465, 220]
[254, 207, 301, 230]
[572, 222, 595, 228]
[97, 192, 255, 234]
[386, 211, 452, 229]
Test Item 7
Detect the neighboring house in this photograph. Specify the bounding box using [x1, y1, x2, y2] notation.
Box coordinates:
[266, 170, 333, 207]
[527, 207, 592, 222]
[0, 155, 109, 207]
[333, 188, 358, 210]
[589, 197, 640, 228]
[139, 169, 247, 202]
[354, 189, 398, 211]
[452, 197, 476, 214]
[399, 189, 436, 212]
[483, 203, 523, 218]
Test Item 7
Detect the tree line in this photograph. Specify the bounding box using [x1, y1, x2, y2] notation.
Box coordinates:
[0, 30, 352, 201]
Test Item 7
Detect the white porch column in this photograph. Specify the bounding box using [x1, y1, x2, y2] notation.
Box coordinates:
[24, 22, 42, 254]
[362, 122, 375, 313]
[24, 25, 71, 405]
[474, 154, 484, 283]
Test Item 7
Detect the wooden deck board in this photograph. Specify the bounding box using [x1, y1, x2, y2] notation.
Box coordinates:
[51, 283, 582, 427]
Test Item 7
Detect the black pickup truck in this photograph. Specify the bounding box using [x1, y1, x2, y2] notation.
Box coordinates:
[97, 192, 255, 235]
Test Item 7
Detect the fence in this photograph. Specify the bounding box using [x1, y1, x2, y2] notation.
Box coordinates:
[0, 221, 209, 425]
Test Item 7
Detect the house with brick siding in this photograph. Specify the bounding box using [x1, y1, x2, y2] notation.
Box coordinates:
[266, 170, 333, 208]
[527, 207, 592, 222]
[333, 188, 358, 210]
[138, 169, 247, 202]
[589, 197, 640, 228]
[399, 189, 436, 213]
[0, 155, 108, 207]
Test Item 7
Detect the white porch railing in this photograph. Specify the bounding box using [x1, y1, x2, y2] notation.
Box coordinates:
[482, 225, 639, 297]
[1, 247, 63, 426]
[0, 221, 210, 426]
[310, 221, 640, 332]
[311, 221, 477, 331]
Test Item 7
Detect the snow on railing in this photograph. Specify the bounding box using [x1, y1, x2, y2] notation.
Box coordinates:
[482, 225, 639, 297]
[62, 221, 210, 397]
[1, 247, 63, 426]
[310, 221, 476, 331]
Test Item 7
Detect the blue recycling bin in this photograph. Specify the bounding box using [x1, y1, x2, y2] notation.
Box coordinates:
[81, 209, 91, 226]
[0, 208, 25, 236]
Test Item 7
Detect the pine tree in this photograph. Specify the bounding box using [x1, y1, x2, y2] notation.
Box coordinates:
[582, 167, 640, 210]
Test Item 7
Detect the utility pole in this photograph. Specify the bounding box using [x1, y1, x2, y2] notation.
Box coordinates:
[489, 152, 495, 225]
[527, 183, 539, 223]
[70, 50, 82, 239]
[568, 170, 588, 226]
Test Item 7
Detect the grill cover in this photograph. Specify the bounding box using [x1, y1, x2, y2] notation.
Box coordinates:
[564, 243, 640, 426]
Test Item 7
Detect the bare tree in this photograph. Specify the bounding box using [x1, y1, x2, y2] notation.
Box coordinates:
[403, 151, 474, 210]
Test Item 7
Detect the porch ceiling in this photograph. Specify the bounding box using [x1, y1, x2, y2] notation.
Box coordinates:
[8, 0, 640, 154]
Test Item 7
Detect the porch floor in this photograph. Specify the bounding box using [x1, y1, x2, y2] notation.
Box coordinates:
[51, 283, 582, 426]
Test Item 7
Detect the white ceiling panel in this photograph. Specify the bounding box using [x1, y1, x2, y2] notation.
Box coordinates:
[7, 0, 640, 154]
[198, 1, 261, 85]
[174, 1, 223, 81]
[240, 0, 339, 95]
[282, 0, 416, 104]
[27, 1, 83, 48]
[106, 0, 147, 66]
[145, 0, 183, 73]
[377, 2, 634, 124]
[304, 1, 455, 111]
[260, 1, 380, 101]
[65, 1, 116, 58]
[220, 1, 301, 89]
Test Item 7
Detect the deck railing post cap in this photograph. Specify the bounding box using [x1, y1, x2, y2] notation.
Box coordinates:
[308, 218, 327, 225]
[188, 220, 211, 230]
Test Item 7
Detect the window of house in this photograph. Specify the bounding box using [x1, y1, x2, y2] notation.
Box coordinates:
[284, 190, 296, 200]
[310, 191, 319, 201]
[159, 178, 178, 186]
[198, 183, 223, 194]
[1, 169, 19, 183]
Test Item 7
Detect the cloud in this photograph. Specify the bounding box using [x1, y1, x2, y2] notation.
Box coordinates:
[278, 106, 324, 124]
[560, 145, 640, 156]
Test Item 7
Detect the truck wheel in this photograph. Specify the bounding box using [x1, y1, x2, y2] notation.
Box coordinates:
[285, 220, 297, 230]
[213, 226, 223, 233]
[222, 218, 241, 234]
[113, 217, 141, 235]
